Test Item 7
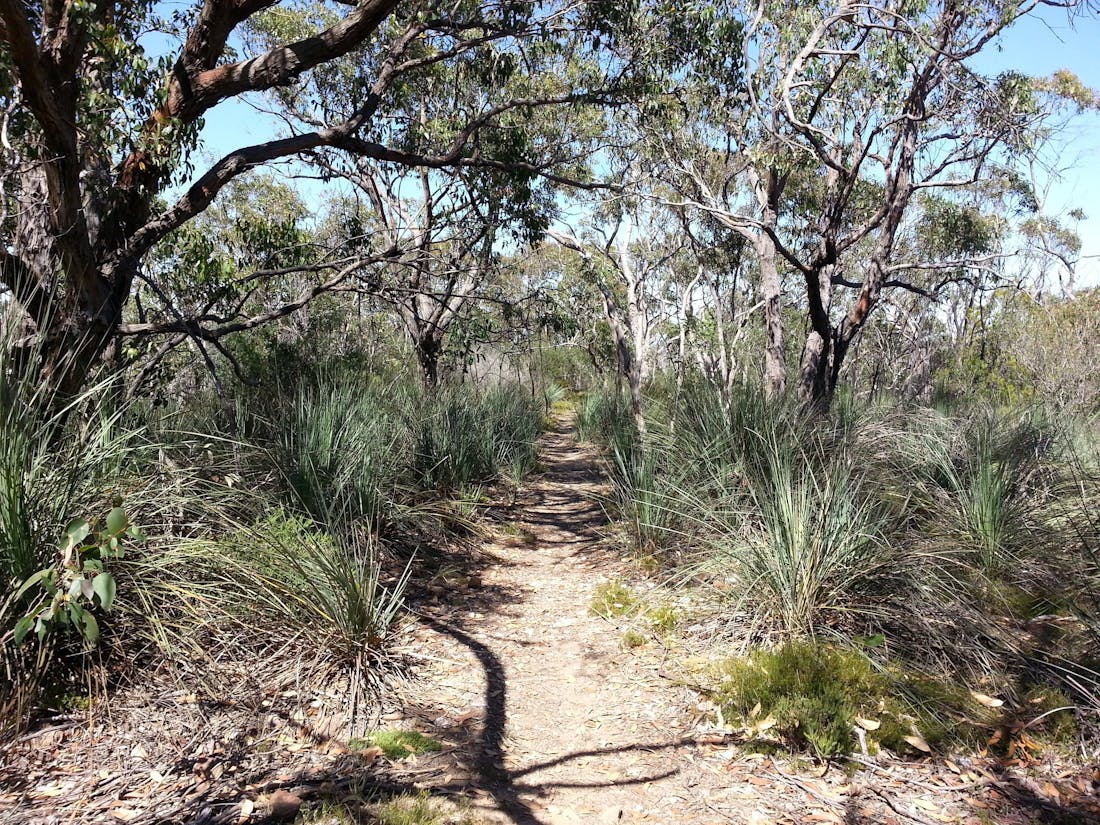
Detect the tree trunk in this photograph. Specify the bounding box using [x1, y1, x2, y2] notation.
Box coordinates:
[797, 264, 834, 408]
[414, 332, 442, 388]
[757, 171, 786, 400]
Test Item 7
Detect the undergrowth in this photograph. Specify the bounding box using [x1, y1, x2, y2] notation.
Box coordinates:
[1, 345, 545, 736]
[586, 377, 1100, 753]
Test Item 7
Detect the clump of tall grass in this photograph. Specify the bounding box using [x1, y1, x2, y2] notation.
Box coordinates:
[720, 431, 893, 638]
[223, 372, 542, 539]
[413, 384, 541, 491]
[575, 388, 635, 454]
[271, 378, 410, 531]
[597, 377, 1100, 718]
[146, 506, 409, 717]
[899, 408, 1056, 575]
[0, 338, 155, 733]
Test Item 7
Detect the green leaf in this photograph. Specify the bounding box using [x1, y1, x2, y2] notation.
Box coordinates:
[106, 507, 128, 537]
[861, 633, 886, 649]
[81, 612, 99, 644]
[92, 573, 117, 612]
[13, 615, 34, 644]
[68, 577, 85, 601]
[14, 568, 54, 601]
[63, 518, 92, 550]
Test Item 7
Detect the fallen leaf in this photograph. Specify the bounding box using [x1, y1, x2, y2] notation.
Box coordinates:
[904, 734, 931, 753]
[110, 808, 141, 822]
[855, 717, 881, 731]
[237, 799, 255, 823]
[970, 691, 1004, 708]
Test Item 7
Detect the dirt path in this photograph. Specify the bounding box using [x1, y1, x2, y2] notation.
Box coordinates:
[397, 417, 723, 824]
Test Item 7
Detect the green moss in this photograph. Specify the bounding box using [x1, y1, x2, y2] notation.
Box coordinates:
[1022, 687, 1077, 745]
[622, 630, 647, 648]
[374, 792, 478, 825]
[590, 580, 637, 618]
[713, 642, 996, 759]
[646, 603, 679, 634]
[351, 730, 443, 760]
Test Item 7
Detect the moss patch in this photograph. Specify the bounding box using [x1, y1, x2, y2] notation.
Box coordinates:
[590, 580, 637, 618]
[351, 730, 443, 760]
[374, 792, 478, 825]
[713, 641, 996, 759]
[646, 602, 679, 634]
[622, 630, 647, 648]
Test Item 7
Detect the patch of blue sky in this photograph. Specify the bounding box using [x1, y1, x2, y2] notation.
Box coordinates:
[970, 5, 1100, 287]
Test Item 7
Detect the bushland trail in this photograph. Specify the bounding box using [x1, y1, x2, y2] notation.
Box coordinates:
[400, 416, 723, 824]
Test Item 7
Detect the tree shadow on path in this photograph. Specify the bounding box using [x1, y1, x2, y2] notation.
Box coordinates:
[416, 614, 681, 825]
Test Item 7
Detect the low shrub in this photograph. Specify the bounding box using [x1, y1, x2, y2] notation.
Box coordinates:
[713, 642, 994, 759]
[590, 580, 637, 618]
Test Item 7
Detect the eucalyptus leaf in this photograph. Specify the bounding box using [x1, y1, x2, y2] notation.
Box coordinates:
[81, 612, 99, 644]
[93, 573, 117, 612]
[63, 518, 92, 550]
[106, 507, 128, 537]
[14, 568, 54, 601]
[13, 616, 34, 645]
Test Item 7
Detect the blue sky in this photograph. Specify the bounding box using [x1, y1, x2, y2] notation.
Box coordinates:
[973, 6, 1100, 287]
[192, 6, 1100, 287]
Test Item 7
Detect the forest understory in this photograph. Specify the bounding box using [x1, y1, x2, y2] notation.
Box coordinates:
[4, 1, 1100, 822]
[3, 415, 1099, 825]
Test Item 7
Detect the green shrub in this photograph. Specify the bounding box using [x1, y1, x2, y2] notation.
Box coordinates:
[590, 580, 637, 618]
[713, 642, 992, 758]
[0, 338, 157, 734]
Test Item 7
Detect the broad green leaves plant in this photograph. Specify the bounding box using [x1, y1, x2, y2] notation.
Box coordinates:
[11, 508, 143, 648]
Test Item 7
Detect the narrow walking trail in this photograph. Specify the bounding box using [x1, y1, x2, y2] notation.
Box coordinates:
[397, 417, 729, 824]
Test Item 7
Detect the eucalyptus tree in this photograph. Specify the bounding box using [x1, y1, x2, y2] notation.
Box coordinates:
[0, 0, 638, 399]
[664, 0, 1095, 407]
[244, 0, 593, 386]
[551, 186, 689, 435]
